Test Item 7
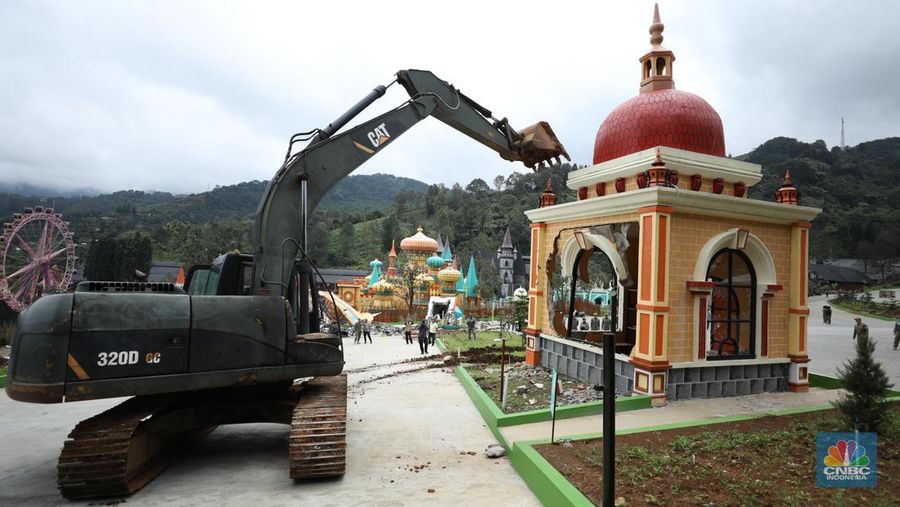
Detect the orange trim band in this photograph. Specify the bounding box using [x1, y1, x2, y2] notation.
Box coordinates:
[67, 354, 90, 380]
[637, 303, 671, 312]
[792, 222, 812, 229]
[638, 313, 650, 355]
[528, 290, 544, 296]
[640, 215, 653, 301]
[788, 308, 810, 315]
[638, 205, 674, 214]
[656, 214, 668, 301]
[530, 223, 548, 229]
[630, 356, 671, 372]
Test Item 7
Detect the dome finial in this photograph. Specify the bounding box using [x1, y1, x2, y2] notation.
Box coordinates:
[650, 3, 664, 48]
[639, 3, 675, 93]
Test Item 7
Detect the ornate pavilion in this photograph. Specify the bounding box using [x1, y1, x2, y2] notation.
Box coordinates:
[522, 5, 821, 404]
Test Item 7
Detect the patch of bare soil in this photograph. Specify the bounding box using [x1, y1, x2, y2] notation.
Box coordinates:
[536, 407, 899, 506]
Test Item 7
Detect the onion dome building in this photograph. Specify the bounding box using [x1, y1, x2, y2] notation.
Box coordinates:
[400, 226, 439, 267]
[522, 4, 821, 405]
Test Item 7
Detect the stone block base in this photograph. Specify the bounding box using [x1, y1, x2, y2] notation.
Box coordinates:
[665, 363, 790, 401]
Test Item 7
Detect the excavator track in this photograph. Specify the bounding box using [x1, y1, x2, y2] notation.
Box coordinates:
[289, 373, 348, 479]
[57, 394, 214, 500]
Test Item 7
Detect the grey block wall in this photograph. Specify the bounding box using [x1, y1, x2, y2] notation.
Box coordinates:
[538, 337, 634, 394]
[665, 363, 789, 401]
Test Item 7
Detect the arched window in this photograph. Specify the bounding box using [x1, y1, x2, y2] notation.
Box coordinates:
[706, 248, 756, 358]
[655, 57, 667, 76]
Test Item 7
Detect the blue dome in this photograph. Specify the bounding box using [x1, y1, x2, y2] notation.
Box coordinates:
[427, 255, 445, 269]
[369, 259, 383, 267]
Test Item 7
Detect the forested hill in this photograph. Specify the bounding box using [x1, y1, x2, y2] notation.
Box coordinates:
[0, 173, 428, 235]
[742, 136, 900, 260]
[1, 137, 897, 274]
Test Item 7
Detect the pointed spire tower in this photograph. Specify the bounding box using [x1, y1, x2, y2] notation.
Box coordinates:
[540, 177, 557, 207]
[497, 226, 516, 297]
[640, 3, 675, 94]
[465, 256, 479, 298]
[386, 240, 398, 276]
[775, 170, 800, 205]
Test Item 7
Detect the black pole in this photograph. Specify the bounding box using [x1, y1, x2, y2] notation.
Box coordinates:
[602, 331, 615, 506]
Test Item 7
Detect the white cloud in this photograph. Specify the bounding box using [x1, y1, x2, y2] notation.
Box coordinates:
[0, 0, 896, 194]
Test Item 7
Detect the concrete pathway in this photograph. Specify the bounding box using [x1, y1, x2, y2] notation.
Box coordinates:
[0, 333, 539, 506]
[501, 388, 839, 443]
[806, 294, 900, 387]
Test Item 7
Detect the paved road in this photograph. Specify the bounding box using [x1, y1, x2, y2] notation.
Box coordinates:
[0, 333, 539, 506]
[807, 295, 900, 388]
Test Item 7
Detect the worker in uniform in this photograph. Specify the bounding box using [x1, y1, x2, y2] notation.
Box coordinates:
[852, 317, 869, 341]
[466, 315, 477, 340]
[352, 320, 362, 344]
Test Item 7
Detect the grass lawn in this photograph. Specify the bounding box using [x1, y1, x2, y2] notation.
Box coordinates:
[829, 298, 900, 321]
[538, 406, 900, 506]
[440, 330, 526, 354]
[0, 366, 6, 388]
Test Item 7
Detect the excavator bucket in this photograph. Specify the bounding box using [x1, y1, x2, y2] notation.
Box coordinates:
[516, 121, 570, 169]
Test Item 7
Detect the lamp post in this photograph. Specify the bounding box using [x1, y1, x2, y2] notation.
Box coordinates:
[603, 286, 618, 507]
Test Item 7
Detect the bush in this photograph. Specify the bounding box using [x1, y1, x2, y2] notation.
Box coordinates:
[833, 334, 894, 433]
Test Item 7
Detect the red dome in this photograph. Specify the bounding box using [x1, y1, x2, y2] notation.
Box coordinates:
[593, 89, 725, 164]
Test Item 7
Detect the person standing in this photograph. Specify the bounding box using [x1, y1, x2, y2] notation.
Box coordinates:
[417, 320, 429, 354]
[404, 320, 413, 345]
[352, 320, 362, 345]
[893, 319, 899, 351]
[362, 319, 372, 344]
[466, 315, 477, 340]
[852, 317, 869, 341]
[428, 318, 438, 346]
[822, 305, 832, 325]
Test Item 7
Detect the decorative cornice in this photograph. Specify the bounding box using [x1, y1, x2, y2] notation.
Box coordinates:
[568, 146, 762, 190]
[525, 186, 821, 225]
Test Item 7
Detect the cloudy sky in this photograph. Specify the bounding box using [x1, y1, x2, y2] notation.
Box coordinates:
[1, 1, 896, 194]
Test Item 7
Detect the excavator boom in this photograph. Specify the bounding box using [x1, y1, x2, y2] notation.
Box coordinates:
[252, 69, 569, 299]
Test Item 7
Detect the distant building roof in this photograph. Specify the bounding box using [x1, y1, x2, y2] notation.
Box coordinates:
[809, 264, 873, 284]
[318, 268, 368, 285]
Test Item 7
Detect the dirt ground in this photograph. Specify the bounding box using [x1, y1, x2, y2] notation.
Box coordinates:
[537, 407, 899, 506]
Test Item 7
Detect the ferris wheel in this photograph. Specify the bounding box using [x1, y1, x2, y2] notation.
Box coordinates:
[0, 206, 77, 312]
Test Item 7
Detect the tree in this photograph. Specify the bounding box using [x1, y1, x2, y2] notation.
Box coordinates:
[387, 257, 430, 318]
[492, 175, 505, 191]
[466, 178, 490, 197]
[381, 214, 398, 252]
[833, 334, 894, 433]
[114, 230, 153, 280]
[477, 260, 500, 301]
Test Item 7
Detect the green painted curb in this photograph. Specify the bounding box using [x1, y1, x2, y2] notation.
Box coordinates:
[0, 375, 5, 389]
[809, 371, 900, 397]
[454, 363, 651, 433]
[508, 440, 593, 507]
[827, 300, 896, 321]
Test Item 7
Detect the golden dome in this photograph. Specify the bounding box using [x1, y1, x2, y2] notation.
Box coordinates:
[415, 273, 436, 285]
[437, 266, 462, 283]
[400, 226, 438, 253]
[373, 279, 394, 296]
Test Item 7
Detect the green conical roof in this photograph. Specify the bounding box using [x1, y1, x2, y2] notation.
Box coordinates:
[465, 255, 479, 297]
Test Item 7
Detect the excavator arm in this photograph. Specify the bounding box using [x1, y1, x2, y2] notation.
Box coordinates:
[252, 69, 569, 299]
